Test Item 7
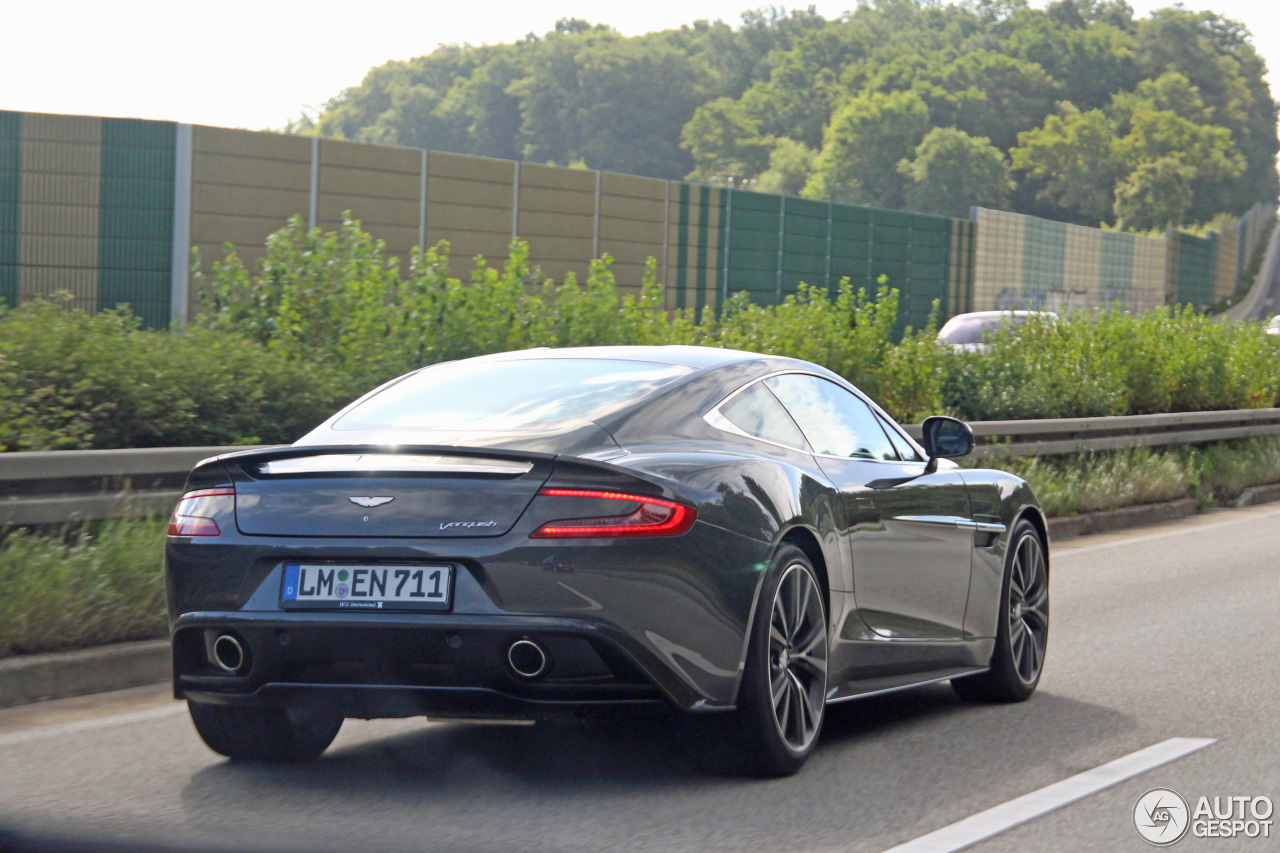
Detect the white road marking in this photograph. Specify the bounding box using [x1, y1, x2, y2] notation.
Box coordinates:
[1055, 507, 1280, 558]
[877, 737, 1216, 853]
[0, 703, 186, 748]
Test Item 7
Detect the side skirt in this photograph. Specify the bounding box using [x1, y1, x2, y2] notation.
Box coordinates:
[826, 665, 988, 704]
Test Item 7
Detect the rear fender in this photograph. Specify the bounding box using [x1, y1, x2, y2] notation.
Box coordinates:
[959, 469, 1043, 639]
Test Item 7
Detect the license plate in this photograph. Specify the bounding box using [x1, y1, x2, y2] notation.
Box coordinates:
[280, 564, 452, 611]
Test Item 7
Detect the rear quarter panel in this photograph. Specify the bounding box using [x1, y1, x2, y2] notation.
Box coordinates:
[959, 468, 1044, 639]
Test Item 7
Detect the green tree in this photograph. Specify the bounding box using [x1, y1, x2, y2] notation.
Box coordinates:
[905, 51, 1061, 151]
[1010, 104, 1119, 224]
[756, 138, 817, 195]
[563, 37, 704, 177]
[1113, 157, 1196, 231]
[1113, 109, 1245, 184]
[507, 26, 621, 168]
[899, 127, 1014, 217]
[1109, 71, 1213, 127]
[804, 89, 930, 206]
[299, 1, 1278, 221]
[1002, 6, 1140, 112]
[691, 7, 829, 99]
[1134, 6, 1279, 217]
[681, 97, 771, 182]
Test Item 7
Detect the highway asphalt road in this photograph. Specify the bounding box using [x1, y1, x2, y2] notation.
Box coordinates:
[2, 504, 1278, 853]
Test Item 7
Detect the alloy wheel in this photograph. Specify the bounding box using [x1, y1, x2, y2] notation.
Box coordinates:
[768, 563, 828, 752]
[1008, 532, 1048, 685]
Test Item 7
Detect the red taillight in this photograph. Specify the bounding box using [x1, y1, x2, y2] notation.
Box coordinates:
[167, 516, 222, 537]
[530, 488, 696, 538]
[168, 487, 234, 537]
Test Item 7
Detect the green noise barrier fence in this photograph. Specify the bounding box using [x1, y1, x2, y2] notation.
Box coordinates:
[707, 190, 968, 332]
[0, 110, 1274, 328]
[0, 113, 20, 308]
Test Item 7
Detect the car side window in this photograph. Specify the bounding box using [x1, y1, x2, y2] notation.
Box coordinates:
[877, 414, 924, 462]
[764, 374, 899, 461]
[718, 382, 807, 449]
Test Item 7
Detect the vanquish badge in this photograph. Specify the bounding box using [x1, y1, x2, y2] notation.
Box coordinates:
[349, 496, 394, 508]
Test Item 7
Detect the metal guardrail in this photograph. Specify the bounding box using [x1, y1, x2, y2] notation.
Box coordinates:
[901, 408, 1280, 458]
[4, 408, 1280, 525]
[0, 446, 256, 526]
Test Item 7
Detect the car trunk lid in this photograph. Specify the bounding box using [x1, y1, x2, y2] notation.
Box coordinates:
[225, 446, 554, 538]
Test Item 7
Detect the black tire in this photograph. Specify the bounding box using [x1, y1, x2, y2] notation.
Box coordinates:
[731, 545, 829, 777]
[188, 701, 343, 762]
[952, 519, 1048, 703]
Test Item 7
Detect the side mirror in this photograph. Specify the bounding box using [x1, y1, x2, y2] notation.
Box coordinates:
[920, 416, 973, 471]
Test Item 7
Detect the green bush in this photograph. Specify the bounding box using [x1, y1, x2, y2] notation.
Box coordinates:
[197, 215, 947, 422]
[199, 219, 703, 387]
[943, 306, 1280, 420]
[4, 216, 1280, 454]
[0, 298, 349, 452]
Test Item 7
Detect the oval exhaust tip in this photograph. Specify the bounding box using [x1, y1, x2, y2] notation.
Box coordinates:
[212, 635, 245, 673]
[507, 639, 548, 679]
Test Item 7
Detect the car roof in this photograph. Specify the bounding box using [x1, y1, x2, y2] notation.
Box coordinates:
[943, 310, 1053, 321]
[464, 345, 773, 369]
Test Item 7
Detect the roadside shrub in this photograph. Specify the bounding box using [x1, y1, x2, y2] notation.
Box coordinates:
[0, 298, 347, 452]
[1188, 435, 1280, 505]
[196, 215, 945, 420]
[944, 311, 1130, 420]
[943, 306, 1280, 420]
[5, 216, 1280, 453]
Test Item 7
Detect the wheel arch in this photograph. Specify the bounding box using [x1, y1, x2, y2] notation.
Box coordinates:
[1013, 505, 1050, 577]
[777, 524, 831, 617]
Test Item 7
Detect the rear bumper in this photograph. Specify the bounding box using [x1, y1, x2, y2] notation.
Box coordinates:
[171, 611, 711, 716]
[166, 518, 773, 713]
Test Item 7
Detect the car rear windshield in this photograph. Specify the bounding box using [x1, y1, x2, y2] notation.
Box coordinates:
[938, 312, 1053, 345]
[334, 358, 692, 432]
[937, 316, 1007, 345]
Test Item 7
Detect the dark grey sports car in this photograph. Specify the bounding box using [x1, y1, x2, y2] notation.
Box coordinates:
[166, 345, 1049, 776]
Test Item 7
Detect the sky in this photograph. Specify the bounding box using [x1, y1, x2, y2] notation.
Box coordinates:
[1, 1, 1277, 132]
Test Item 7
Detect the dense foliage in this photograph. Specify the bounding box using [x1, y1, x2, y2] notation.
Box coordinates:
[299, 1, 1279, 230]
[0, 298, 345, 451]
[3, 216, 1279, 452]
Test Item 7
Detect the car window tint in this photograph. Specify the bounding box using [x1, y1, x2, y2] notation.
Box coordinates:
[878, 414, 923, 462]
[764, 374, 899, 461]
[335, 359, 690, 432]
[719, 383, 806, 448]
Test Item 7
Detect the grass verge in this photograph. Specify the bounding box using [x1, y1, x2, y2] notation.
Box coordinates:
[975, 436, 1280, 517]
[0, 519, 167, 659]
